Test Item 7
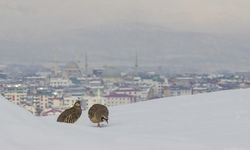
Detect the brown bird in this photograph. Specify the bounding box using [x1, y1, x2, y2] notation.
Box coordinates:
[57, 101, 82, 123]
[88, 104, 109, 127]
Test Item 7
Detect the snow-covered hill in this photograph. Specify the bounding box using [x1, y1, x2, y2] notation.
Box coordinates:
[1, 89, 250, 150]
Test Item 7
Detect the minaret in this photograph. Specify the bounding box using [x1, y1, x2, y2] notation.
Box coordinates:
[53, 49, 59, 77]
[135, 51, 138, 76]
[97, 88, 104, 105]
[77, 51, 84, 76]
[85, 52, 88, 75]
[76, 50, 81, 65]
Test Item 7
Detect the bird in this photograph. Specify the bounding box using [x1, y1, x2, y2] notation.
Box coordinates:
[57, 101, 82, 123]
[88, 104, 109, 127]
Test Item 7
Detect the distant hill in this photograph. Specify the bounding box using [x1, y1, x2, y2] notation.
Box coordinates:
[0, 24, 250, 72]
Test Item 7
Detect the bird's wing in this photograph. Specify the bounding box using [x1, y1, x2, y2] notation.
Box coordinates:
[88, 106, 97, 118]
[57, 109, 71, 122]
[63, 114, 74, 123]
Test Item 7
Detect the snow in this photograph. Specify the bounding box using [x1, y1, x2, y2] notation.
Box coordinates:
[1, 89, 250, 150]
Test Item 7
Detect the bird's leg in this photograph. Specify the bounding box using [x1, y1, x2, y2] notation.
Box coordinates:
[97, 123, 101, 127]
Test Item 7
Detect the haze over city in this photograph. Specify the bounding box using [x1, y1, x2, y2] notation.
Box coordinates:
[1, 0, 250, 72]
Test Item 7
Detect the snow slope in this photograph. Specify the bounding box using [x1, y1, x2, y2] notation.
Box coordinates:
[1, 89, 250, 150]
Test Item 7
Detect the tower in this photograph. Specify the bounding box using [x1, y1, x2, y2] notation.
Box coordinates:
[85, 52, 88, 75]
[52, 49, 60, 77]
[135, 51, 138, 76]
[97, 88, 105, 105]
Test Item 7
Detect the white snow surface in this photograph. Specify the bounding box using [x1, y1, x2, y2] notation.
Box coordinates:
[1, 89, 250, 150]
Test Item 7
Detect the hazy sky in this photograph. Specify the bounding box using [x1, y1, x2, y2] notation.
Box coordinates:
[1, 0, 250, 72]
[1, 0, 250, 35]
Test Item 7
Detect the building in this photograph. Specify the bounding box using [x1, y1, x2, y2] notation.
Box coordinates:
[140, 79, 168, 98]
[192, 87, 209, 94]
[51, 97, 64, 109]
[3, 87, 27, 105]
[49, 78, 72, 88]
[166, 86, 193, 96]
[113, 87, 138, 97]
[104, 93, 136, 107]
[93, 68, 104, 77]
[84, 88, 105, 109]
[169, 77, 193, 87]
[111, 87, 150, 101]
[33, 94, 51, 110]
[63, 62, 82, 78]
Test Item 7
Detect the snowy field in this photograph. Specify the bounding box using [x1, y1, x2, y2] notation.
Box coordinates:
[1, 89, 250, 150]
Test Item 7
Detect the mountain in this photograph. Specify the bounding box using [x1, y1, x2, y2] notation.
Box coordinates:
[1, 24, 250, 72]
[1, 88, 250, 150]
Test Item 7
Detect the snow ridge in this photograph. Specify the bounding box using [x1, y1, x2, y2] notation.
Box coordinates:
[1, 89, 250, 150]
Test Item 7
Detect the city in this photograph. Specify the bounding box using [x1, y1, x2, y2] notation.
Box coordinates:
[1, 59, 250, 116]
[1, 0, 250, 149]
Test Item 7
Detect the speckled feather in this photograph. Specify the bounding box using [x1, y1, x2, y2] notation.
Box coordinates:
[57, 102, 82, 123]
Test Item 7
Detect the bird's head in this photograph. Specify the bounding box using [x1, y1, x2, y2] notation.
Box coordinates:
[101, 115, 108, 124]
[74, 101, 81, 108]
